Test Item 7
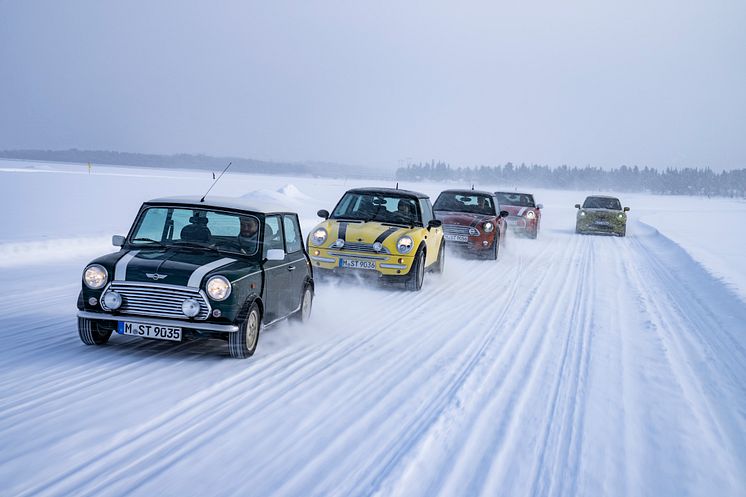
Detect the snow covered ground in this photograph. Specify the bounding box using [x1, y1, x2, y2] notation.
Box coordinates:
[1, 161, 744, 497]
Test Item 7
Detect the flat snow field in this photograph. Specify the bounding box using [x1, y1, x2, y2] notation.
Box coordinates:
[1, 162, 745, 497]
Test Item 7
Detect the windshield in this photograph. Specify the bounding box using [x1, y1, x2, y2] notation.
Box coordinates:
[331, 192, 421, 226]
[129, 207, 262, 256]
[433, 193, 496, 215]
[582, 197, 622, 210]
[495, 192, 535, 207]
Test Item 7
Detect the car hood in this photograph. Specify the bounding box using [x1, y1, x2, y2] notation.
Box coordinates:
[434, 211, 495, 226]
[500, 205, 536, 216]
[314, 220, 418, 247]
[110, 249, 253, 287]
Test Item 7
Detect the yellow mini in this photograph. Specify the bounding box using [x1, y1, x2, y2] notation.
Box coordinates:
[308, 187, 445, 291]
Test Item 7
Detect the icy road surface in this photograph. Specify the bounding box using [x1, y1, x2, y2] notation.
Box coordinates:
[1, 162, 745, 497]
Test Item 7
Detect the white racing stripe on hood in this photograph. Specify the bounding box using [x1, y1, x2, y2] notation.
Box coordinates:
[114, 250, 140, 280]
[187, 258, 236, 288]
[518, 207, 527, 216]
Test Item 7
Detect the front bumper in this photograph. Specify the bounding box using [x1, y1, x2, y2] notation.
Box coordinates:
[506, 216, 537, 232]
[77, 311, 240, 333]
[308, 247, 414, 276]
[576, 220, 625, 235]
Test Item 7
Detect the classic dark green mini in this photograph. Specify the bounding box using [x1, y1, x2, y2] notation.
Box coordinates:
[574, 195, 630, 237]
[77, 196, 314, 358]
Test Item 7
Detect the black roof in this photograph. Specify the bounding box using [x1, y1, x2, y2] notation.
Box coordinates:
[145, 195, 295, 215]
[439, 189, 495, 197]
[345, 187, 429, 199]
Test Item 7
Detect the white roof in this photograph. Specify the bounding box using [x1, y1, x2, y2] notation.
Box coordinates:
[145, 195, 292, 214]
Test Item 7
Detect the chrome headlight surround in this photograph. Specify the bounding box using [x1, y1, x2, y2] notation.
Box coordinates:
[206, 275, 231, 301]
[396, 236, 414, 254]
[525, 210, 536, 220]
[483, 221, 494, 233]
[83, 264, 108, 289]
[311, 227, 328, 246]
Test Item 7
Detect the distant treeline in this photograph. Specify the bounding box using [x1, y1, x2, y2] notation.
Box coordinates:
[0, 149, 389, 180]
[397, 162, 746, 198]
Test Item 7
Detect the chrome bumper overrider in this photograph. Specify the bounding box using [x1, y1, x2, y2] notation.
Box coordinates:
[77, 311, 240, 332]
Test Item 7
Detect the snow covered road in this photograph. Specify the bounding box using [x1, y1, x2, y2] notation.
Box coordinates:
[1, 164, 745, 496]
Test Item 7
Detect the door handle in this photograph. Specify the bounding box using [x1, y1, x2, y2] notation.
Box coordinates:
[288, 266, 296, 271]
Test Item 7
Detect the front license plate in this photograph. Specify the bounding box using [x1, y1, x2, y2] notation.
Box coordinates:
[339, 259, 376, 270]
[118, 321, 182, 341]
[444, 234, 468, 242]
[594, 220, 610, 226]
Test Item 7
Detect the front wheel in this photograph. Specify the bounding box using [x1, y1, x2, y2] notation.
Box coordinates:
[432, 243, 445, 273]
[405, 249, 425, 291]
[229, 302, 261, 359]
[292, 284, 313, 322]
[78, 317, 112, 345]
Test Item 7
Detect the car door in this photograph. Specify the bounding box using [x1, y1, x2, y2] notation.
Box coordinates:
[419, 198, 443, 266]
[282, 214, 307, 314]
[262, 215, 291, 323]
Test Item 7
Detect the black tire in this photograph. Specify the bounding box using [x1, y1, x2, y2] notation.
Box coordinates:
[491, 238, 500, 260]
[78, 317, 112, 346]
[228, 302, 261, 359]
[529, 227, 538, 239]
[619, 226, 626, 237]
[291, 284, 313, 322]
[432, 243, 445, 274]
[405, 248, 425, 291]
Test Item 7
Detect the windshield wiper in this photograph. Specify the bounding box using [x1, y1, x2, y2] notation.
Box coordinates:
[131, 238, 167, 249]
[172, 240, 225, 254]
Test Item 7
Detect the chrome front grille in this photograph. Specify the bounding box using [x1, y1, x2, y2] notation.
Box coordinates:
[443, 224, 479, 237]
[103, 282, 211, 320]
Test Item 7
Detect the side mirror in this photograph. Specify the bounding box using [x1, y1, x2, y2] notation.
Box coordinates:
[574, 204, 581, 209]
[317, 209, 329, 219]
[623, 207, 630, 212]
[536, 204, 543, 210]
[112, 235, 126, 247]
[499, 210, 509, 218]
[266, 249, 285, 261]
[428, 219, 442, 230]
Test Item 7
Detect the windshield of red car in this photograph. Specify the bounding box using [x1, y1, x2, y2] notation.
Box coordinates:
[496, 192, 535, 207]
[433, 193, 496, 215]
[582, 197, 622, 210]
[331, 193, 421, 226]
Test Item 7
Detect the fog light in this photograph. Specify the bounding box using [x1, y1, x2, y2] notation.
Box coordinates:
[212, 309, 222, 318]
[483, 240, 489, 246]
[313, 249, 320, 256]
[332, 238, 345, 248]
[398, 258, 403, 263]
[102, 291, 122, 310]
[373, 242, 383, 252]
[182, 298, 201, 318]
[88, 297, 98, 306]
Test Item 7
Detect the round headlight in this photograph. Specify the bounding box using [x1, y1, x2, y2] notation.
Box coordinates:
[83, 264, 108, 289]
[102, 291, 122, 310]
[618, 213, 625, 219]
[397, 236, 414, 254]
[580, 211, 586, 217]
[526, 210, 536, 220]
[206, 275, 231, 301]
[483, 222, 494, 233]
[182, 298, 201, 317]
[311, 228, 328, 246]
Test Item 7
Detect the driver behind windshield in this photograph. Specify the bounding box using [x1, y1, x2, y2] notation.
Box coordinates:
[238, 216, 260, 254]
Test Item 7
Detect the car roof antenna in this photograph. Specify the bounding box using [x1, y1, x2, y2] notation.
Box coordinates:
[471, 184, 474, 190]
[396, 182, 399, 190]
[200, 162, 232, 202]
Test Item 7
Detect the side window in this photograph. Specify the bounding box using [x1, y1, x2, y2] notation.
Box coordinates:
[283, 215, 302, 253]
[263, 215, 285, 255]
[419, 199, 433, 225]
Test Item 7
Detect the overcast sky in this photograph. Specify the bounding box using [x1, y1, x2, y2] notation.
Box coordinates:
[1, 0, 744, 170]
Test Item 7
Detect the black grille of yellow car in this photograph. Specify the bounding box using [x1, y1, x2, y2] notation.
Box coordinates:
[103, 282, 211, 320]
[338, 241, 391, 254]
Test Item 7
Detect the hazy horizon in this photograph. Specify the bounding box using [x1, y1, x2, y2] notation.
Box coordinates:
[1, 0, 744, 171]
